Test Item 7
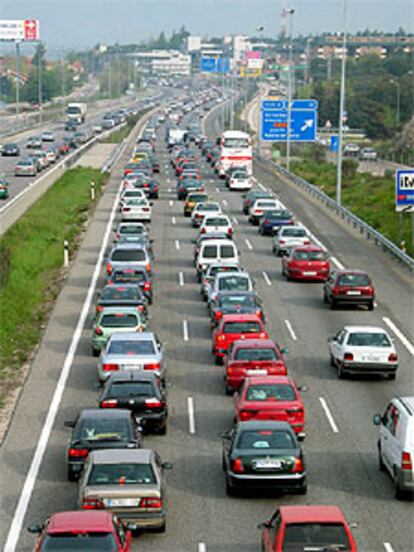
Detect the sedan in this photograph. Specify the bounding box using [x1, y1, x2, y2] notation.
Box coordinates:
[208, 271, 253, 306]
[0, 177, 9, 199]
[210, 291, 265, 327]
[96, 284, 148, 316]
[191, 201, 222, 227]
[14, 158, 37, 176]
[177, 179, 204, 201]
[106, 244, 152, 276]
[259, 209, 294, 236]
[98, 332, 166, 382]
[242, 190, 273, 215]
[26, 136, 42, 149]
[221, 421, 307, 496]
[99, 371, 168, 434]
[107, 267, 153, 304]
[92, 307, 146, 356]
[114, 222, 148, 242]
[249, 199, 282, 226]
[41, 130, 55, 142]
[228, 170, 252, 191]
[272, 225, 310, 255]
[2, 143, 19, 156]
[328, 325, 398, 379]
[323, 269, 375, 310]
[281, 245, 330, 281]
[200, 215, 233, 238]
[78, 449, 172, 531]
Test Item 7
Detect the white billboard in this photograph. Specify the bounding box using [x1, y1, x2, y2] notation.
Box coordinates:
[0, 19, 40, 42]
[187, 35, 201, 52]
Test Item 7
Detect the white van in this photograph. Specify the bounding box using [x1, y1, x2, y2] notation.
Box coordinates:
[373, 396, 414, 499]
[196, 239, 239, 282]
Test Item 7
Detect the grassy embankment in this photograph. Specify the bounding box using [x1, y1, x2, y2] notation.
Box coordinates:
[0, 167, 108, 408]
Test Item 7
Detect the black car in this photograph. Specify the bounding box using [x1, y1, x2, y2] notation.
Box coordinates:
[150, 158, 160, 173]
[64, 119, 78, 131]
[99, 371, 168, 434]
[96, 284, 148, 320]
[259, 209, 294, 236]
[107, 267, 153, 304]
[2, 143, 20, 156]
[221, 421, 307, 496]
[242, 190, 273, 215]
[133, 177, 159, 199]
[65, 409, 141, 481]
[210, 291, 265, 326]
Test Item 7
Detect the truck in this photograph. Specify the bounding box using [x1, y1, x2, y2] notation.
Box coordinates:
[217, 130, 252, 177]
[167, 128, 187, 149]
[66, 102, 87, 124]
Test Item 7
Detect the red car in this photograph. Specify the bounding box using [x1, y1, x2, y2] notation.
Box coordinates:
[260, 505, 357, 552]
[233, 375, 305, 436]
[281, 245, 330, 282]
[323, 269, 375, 310]
[27, 510, 132, 551]
[224, 339, 288, 394]
[212, 314, 268, 365]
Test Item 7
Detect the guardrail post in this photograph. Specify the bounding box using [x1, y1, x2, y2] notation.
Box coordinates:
[401, 241, 406, 253]
[90, 181, 95, 201]
[63, 240, 69, 267]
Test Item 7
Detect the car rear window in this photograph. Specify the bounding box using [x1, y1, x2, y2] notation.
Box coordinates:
[205, 218, 228, 226]
[235, 348, 277, 361]
[112, 270, 146, 284]
[41, 534, 117, 551]
[246, 384, 295, 401]
[108, 340, 155, 355]
[77, 419, 131, 442]
[202, 245, 218, 258]
[108, 381, 154, 397]
[125, 199, 148, 206]
[220, 245, 236, 258]
[237, 429, 295, 450]
[281, 228, 306, 237]
[338, 274, 370, 286]
[283, 523, 351, 549]
[101, 287, 140, 301]
[218, 276, 249, 291]
[111, 249, 146, 262]
[188, 194, 207, 202]
[100, 313, 139, 328]
[347, 332, 391, 347]
[88, 463, 155, 485]
[223, 322, 261, 334]
[293, 251, 327, 261]
[219, 295, 255, 309]
[257, 201, 277, 208]
[198, 203, 219, 212]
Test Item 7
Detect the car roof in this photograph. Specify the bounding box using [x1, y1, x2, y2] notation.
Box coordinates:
[221, 314, 263, 322]
[109, 331, 155, 342]
[292, 245, 325, 252]
[47, 511, 114, 534]
[279, 505, 347, 524]
[344, 326, 388, 333]
[237, 420, 291, 431]
[334, 269, 369, 276]
[201, 239, 235, 246]
[215, 271, 250, 279]
[244, 375, 293, 386]
[232, 338, 275, 348]
[89, 448, 152, 464]
[102, 283, 140, 291]
[111, 243, 146, 251]
[98, 306, 140, 315]
[79, 408, 131, 420]
[217, 290, 256, 298]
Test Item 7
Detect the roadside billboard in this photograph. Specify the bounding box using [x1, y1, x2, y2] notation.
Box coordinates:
[0, 19, 40, 41]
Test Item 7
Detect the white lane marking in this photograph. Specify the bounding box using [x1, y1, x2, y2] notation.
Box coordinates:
[187, 396, 196, 434]
[331, 256, 345, 270]
[382, 317, 414, 356]
[216, 187, 220, 193]
[232, 216, 239, 225]
[383, 543, 395, 552]
[179, 271, 185, 286]
[258, 182, 267, 192]
[172, 216, 176, 225]
[222, 199, 228, 206]
[175, 239, 181, 251]
[169, 200, 174, 207]
[319, 397, 339, 434]
[284, 320, 298, 341]
[3, 175, 123, 552]
[168, 187, 172, 193]
[210, 179, 215, 184]
[183, 320, 189, 341]
[262, 271, 272, 286]
[245, 238, 253, 250]
[198, 544, 207, 552]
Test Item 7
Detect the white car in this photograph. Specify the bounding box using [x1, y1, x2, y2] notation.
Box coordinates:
[249, 198, 282, 225]
[200, 215, 233, 238]
[191, 202, 222, 227]
[119, 189, 146, 210]
[200, 263, 242, 300]
[121, 197, 152, 222]
[208, 271, 253, 306]
[272, 225, 311, 256]
[228, 170, 252, 191]
[41, 131, 55, 142]
[328, 326, 398, 380]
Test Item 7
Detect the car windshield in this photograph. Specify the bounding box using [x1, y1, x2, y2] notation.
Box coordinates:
[77, 419, 131, 441]
[220, 295, 255, 309]
[338, 274, 370, 286]
[223, 322, 261, 334]
[246, 384, 295, 401]
[111, 249, 146, 262]
[198, 204, 219, 212]
[283, 523, 351, 550]
[235, 348, 277, 361]
[347, 332, 391, 347]
[218, 277, 249, 291]
[107, 340, 155, 355]
[108, 381, 154, 397]
[88, 463, 155, 485]
[221, 245, 236, 258]
[101, 287, 140, 301]
[237, 429, 295, 450]
[223, 137, 249, 148]
[41, 533, 117, 551]
[112, 270, 146, 284]
[100, 313, 139, 328]
[188, 195, 207, 203]
[293, 251, 327, 261]
[281, 228, 307, 237]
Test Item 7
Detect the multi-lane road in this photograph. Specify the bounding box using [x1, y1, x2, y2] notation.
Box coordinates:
[0, 93, 413, 552]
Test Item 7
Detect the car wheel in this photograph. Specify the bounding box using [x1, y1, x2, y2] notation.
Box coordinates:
[330, 298, 337, 310]
[67, 469, 78, 482]
[387, 373, 396, 381]
[378, 445, 386, 473]
[215, 355, 223, 366]
[368, 301, 374, 311]
[330, 353, 335, 367]
[272, 246, 276, 254]
[92, 347, 99, 357]
[155, 521, 166, 533]
[222, 455, 226, 471]
[394, 468, 406, 500]
[296, 481, 308, 495]
[226, 476, 237, 497]
[158, 422, 167, 435]
[225, 385, 233, 396]
[337, 361, 345, 379]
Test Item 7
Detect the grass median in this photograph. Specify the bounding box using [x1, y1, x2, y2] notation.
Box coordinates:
[0, 167, 108, 409]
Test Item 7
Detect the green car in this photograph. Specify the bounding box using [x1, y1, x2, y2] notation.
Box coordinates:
[92, 306, 146, 356]
[0, 177, 9, 199]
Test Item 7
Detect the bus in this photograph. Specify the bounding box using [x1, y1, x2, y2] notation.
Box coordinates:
[217, 130, 253, 177]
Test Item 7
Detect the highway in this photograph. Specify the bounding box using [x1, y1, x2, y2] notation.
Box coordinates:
[0, 94, 413, 552]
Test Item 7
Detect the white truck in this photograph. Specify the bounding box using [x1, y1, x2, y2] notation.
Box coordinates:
[167, 128, 187, 149]
[66, 102, 87, 124]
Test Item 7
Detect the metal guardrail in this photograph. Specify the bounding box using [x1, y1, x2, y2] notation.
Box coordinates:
[256, 154, 414, 271]
[101, 137, 127, 173]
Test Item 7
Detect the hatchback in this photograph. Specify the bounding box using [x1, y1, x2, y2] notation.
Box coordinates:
[272, 225, 310, 255]
[324, 269, 375, 310]
[106, 244, 152, 276]
[281, 245, 330, 281]
[191, 201, 222, 227]
[92, 307, 145, 356]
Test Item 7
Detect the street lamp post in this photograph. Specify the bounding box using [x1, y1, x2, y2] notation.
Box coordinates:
[38, 41, 43, 125]
[15, 40, 21, 129]
[286, 7, 295, 172]
[336, 0, 348, 206]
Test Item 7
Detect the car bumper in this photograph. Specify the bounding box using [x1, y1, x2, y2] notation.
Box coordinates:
[397, 468, 414, 492]
[343, 362, 398, 375]
[121, 213, 151, 221]
[229, 182, 252, 190]
[332, 294, 374, 305]
[288, 270, 328, 281]
[227, 471, 306, 491]
[107, 509, 166, 528]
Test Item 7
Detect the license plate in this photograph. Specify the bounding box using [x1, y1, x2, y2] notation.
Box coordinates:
[255, 460, 281, 469]
[105, 498, 139, 507]
[365, 355, 381, 362]
[303, 271, 316, 276]
[347, 290, 361, 295]
[121, 364, 143, 370]
[247, 369, 267, 375]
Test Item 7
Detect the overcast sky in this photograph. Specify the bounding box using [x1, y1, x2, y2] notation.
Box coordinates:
[1, 0, 413, 53]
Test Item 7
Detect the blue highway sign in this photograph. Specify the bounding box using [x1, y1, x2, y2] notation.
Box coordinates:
[261, 99, 318, 142]
[396, 169, 414, 212]
[330, 135, 339, 152]
[200, 57, 217, 73]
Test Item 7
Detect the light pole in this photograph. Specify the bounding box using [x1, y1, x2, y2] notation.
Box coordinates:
[389, 78, 401, 126]
[285, 7, 295, 172]
[336, 0, 348, 206]
[38, 41, 43, 125]
[15, 40, 21, 129]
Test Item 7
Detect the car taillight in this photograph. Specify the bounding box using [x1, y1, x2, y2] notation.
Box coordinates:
[255, 310, 263, 319]
[259, 332, 266, 338]
[145, 263, 151, 274]
[143, 281, 151, 291]
[137, 305, 145, 312]
[106, 263, 112, 275]
[388, 353, 398, 362]
[287, 408, 304, 420]
[94, 327, 103, 335]
[96, 305, 103, 313]
[291, 457, 304, 473]
[214, 310, 223, 320]
[201, 228, 206, 234]
[401, 451, 412, 471]
[144, 362, 161, 370]
[68, 448, 88, 458]
[102, 363, 119, 372]
[304, 240, 311, 245]
[232, 458, 245, 473]
[279, 240, 285, 244]
[141, 497, 163, 508]
[82, 497, 104, 510]
[145, 397, 162, 408]
[228, 228, 233, 235]
[344, 352, 354, 361]
[239, 410, 256, 421]
[217, 334, 226, 341]
[100, 399, 118, 408]
[123, 207, 130, 212]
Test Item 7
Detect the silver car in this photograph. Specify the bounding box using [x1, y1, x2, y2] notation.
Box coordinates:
[98, 332, 166, 382]
[201, 263, 242, 300]
[208, 271, 253, 306]
[78, 448, 172, 531]
[15, 158, 37, 177]
[106, 243, 152, 277]
[272, 225, 311, 256]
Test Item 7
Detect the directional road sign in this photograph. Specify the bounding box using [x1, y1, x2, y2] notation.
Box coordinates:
[330, 135, 339, 152]
[200, 57, 216, 73]
[261, 99, 318, 142]
[396, 169, 414, 212]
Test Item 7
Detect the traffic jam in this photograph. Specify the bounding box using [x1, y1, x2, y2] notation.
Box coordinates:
[24, 90, 412, 552]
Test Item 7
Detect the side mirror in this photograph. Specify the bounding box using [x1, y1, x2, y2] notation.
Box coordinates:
[297, 432, 306, 442]
[280, 347, 289, 355]
[298, 385, 307, 392]
[27, 524, 43, 534]
[163, 381, 173, 389]
[373, 414, 382, 426]
[349, 522, 358, 530]
[64, 420, 75, 428]
[257, 521, 272, 530]
[219, 431, 230, 439]
[162, 462, 173, 470]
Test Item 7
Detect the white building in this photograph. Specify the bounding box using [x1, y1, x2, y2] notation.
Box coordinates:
[187, 36, 201, 53]
[133, 50, 191, 76]
[233, 35, 252, 62]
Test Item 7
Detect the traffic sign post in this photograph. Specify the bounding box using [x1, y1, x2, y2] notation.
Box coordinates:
[396, 169, 414, 212]
[200, 57, 230, 74]
[261, 99, 318, 142]
[330, 135, 339, 152]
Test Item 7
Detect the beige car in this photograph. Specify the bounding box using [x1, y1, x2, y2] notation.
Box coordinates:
[78, 449, 172, 531]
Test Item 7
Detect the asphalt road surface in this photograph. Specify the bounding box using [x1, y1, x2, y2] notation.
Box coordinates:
[0, 98, 413, 552]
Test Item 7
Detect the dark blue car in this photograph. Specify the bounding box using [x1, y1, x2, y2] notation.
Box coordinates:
[259, 209, 294, 235]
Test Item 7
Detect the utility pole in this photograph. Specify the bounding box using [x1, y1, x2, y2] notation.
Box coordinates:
[38, 42, 43, 125]
[15, 40, 21, 130]
[336, 0, 348, 206]
[286, 7, 295, 172]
